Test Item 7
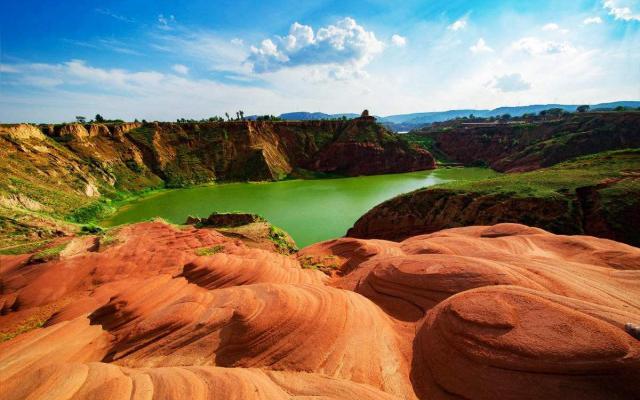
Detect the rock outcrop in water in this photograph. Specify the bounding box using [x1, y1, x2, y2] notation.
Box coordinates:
[186, 212, 298, 254]
[1, 220, 639, 399]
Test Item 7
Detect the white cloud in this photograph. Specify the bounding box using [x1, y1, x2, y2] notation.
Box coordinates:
[391, 34, 407, 47]
[603, 0, 640, 21]
[470, 38, 493, 54]
[283, 22, 315, 52]
[491, 73, 531, 92]
[511, 37, 576, 55]
[98, 39, 142, 56]
[155, 31, 250, 75]
[95, 8, 134, 23]
[157, 14, 175, 30]
[247, 17, 384, 77]
[448, 17, 468, 31]
[21, 76, 64, 87]
[583, 16, 604, 25]
[542, 23, 569, 34]
[172, 64, 189, 75]
[64, 38, 141, 56]
[0, 60, 285, 121]
[0, 64, 20, 73]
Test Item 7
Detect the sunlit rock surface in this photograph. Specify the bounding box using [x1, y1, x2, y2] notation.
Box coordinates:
[1, 221, 639, 399]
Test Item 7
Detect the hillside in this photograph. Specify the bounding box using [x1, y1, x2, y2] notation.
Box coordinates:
[0, 120, 435, 248]
[404, 111, 640, 171]
[349, 149, 640, 246]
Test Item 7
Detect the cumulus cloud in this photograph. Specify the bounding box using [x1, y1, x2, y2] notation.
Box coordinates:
[603, 0, 640, 21]
[492, 73, 531, 92]
[470, 38, 493, 54]
[172, 64, 189, 75]
[511, 37, 576, 55]
[247, 17, 384, 76]
[583, 16, 604, 24]
[157, 14, 175, 30]
[448, 17, 468, 31]
[391, 34, 407, 47]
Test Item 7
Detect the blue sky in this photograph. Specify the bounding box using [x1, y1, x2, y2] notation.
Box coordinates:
[1, 0, 639, 122]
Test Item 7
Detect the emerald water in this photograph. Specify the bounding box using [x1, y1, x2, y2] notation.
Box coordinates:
[102, 168, 498, 247]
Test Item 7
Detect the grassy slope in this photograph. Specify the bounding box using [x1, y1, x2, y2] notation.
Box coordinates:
[350, 149, 640, 246]
[438, 149, 640, 245]
[436, 149, 640, 198]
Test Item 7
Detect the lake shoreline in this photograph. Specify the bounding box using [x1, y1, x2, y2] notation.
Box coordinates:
[100, 167, 499, 247]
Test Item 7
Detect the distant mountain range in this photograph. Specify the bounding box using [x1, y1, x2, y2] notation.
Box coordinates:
[268, 101, 640, 130]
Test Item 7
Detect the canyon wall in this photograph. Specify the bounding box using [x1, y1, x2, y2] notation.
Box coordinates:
[0, 120, 435, 246]
[349, 150, 640, 247]
[411, 112, 640, 172]
[37, 119, 435, 186]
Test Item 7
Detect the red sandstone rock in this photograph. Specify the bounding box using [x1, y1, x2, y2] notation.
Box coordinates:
[1, 221, 639, 399]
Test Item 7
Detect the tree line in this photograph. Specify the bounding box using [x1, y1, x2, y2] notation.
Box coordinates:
[75, 111, 286, 124]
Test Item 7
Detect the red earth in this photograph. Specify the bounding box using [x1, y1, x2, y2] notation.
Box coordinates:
[1, 221, 639, 399]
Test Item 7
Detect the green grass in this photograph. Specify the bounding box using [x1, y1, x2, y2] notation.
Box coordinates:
[268, 225, 298, 254]
[195, 245, 225, 256]
[98, 229, 122, 251]
[0, 240, 50, 255]
[402, 133, 452, 163]
[30, 243, 67, 263]
[431, 149, 640, 199]
[0, 317, 46, 343]
[299, 255, 339, 275]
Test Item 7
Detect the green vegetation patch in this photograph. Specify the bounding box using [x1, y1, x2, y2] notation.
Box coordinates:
[268, 225, 298, 254]
[0, 317, 46, 343]
[433, 149, 640, 199]
[30, 243, 67, 263]
[195, 245, 225, 256]
[98, 229, 122, 251]
[299, 255, 339, 275]
[0, 240, 51, 255]
[402, 133, 452, 163]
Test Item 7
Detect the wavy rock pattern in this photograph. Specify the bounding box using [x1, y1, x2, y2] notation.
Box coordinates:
[1, 221, 640, 399]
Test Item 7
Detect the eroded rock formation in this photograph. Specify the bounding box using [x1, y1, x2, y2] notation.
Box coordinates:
[0, 120, 435, 246]
[410, 112, 640, 172]
[348, 150, 640, 247]
[1, 221, 639, 399]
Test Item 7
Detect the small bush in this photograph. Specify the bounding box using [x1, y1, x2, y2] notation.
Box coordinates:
[81, 224, 104, 234]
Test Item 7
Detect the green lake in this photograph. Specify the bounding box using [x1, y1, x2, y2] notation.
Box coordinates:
[102, 168, 498, 247]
